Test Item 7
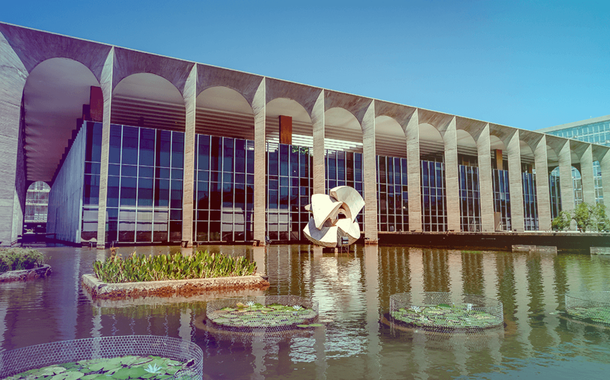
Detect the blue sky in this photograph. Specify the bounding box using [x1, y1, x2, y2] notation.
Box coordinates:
[3, 0, 609, 130]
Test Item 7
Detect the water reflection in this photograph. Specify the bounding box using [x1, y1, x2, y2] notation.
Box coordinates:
[1, 245, 610, 379]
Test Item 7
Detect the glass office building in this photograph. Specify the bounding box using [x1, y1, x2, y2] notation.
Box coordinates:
[540, 115, 609, 205]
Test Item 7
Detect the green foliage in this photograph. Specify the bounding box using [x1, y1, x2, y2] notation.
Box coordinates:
[552, 202, 610, 232]
[6, 355, 185, 380]
[93, 250, 257, 283]
[0, 248, 44, 273]
[552, 210, 572, 231]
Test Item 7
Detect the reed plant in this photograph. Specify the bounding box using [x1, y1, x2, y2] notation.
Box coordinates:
[93, 250, 257, 283]
[0, 248, 44, 273]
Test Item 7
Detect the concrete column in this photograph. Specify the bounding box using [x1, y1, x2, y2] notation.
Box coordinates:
[444, 117, 460, 231]
[362, 101, 378, 242]
[507, 130, 524, 232]
[181, 66, 197, 246]
[0, 32, 28, 246]
[96, 48, 114, 249]
[312, 91, 325, 195]
[477, 124, 494, 232]
[252, 79, 266, 244]
[581, 144, 595, 205]
[534, 136, 551, 231]
[558, 141, 575, 214]
[406, 110, 422, 231]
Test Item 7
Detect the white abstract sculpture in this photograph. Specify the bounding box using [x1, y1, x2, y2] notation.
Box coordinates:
[303, 186, 364, 248]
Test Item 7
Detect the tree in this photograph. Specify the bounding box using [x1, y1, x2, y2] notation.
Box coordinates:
[552, 202, 610, 232]
[552, 210, 572, 231]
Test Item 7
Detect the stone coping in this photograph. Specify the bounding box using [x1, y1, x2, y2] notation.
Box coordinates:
[82, 274, 270, 300]
[0, 264, 52, 283]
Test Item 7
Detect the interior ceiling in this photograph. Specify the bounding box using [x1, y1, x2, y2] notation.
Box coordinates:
[25, 69, 559, 183]
[23, 58, 99, 182]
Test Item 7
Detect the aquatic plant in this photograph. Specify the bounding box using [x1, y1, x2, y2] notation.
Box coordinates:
[208, 302, 317, 330]
[5, 355, 183, 379]
[93, 250, 257, 283]
[0, 248, 44, 273]
[566, 306, 610, 325]
[391, 303, 503, 330]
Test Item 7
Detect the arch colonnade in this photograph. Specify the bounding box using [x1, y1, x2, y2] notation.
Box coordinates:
[0, 23, 608, 247]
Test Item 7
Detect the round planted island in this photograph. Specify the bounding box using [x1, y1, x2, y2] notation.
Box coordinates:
[565, 291, 610, 326]
[205, 296, 320, 333]
[389, 292, 504, 331]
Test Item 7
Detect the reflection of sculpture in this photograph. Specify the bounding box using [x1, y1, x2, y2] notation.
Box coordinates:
[303, 186, 364, 248]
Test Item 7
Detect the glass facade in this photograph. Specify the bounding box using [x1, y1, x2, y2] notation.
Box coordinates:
[459, 165, 481, 232]
[325, 149, 364, 230]
[594, 161, 603, 203]
[82, 122, 102, 241]
[522, 171, 538, 231]
[492, 169, 511, 231]
[194, 135, 254, 242]
[572, 167, 583, 207]
[421, 160, 447, 232]
[25, 181, 50, 223]
[549, 171, 561, 219]
[94, 124, 185, 244]
[267, 142, 312, 241]
[545, 119, 610, 146]
[377, 155, 408, 232]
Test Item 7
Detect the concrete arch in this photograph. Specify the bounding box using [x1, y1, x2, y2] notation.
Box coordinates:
[324, 107, 363, 152]
[196, 64, 263, 108]
[375, 115, 406, 158]
[519, 140, 535, 165]
[419, 122, 444, 159]
[266, 78, 321, 119]
[196, 86, 254, 140]
[266, 97, 313, 146]
[0, 23, 111, 82]
[456, 129, 477, 157]
[23, 57, 100, 182]
[112, 72, 185, 131]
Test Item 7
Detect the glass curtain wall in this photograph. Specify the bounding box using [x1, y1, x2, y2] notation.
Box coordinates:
[81, 122, 102, 241]
[377, 155, 408, 232]
[325, 149, 364, 230]
[421, 160, 447, 232]
[492, 169, 511, 231]
[549, 170, 562, 219]
[522, 168, 539, 231]
[103, 124, 184, 244]
[594, 161, 603, 204]
[194, 135, 254, 242]
[267, 142, 312, 242]
[572, 167, 583, 207]
[458, 164, 481, 232]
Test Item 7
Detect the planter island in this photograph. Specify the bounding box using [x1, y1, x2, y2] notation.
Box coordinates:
[0, 248, 50, 283]
[82, 250, 269, 300]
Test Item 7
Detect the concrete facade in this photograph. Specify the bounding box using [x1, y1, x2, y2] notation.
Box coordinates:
[1, 22, 609, 247]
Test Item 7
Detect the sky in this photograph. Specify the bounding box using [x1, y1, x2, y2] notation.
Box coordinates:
[2, 0, 609, 131]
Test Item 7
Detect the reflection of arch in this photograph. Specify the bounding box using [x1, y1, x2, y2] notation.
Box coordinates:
[196, 86, 254, 140]
[112, 73, 185, 131]
[375, 115, 405, 157]
[23, 58, 100, 182]
[419, 123, 444, 158]
[266, 97, 312, 146]
[325, 107, 362, 152]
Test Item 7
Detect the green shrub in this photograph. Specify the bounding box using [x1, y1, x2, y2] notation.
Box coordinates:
[93, 250, 257, 283]
[0, 248, 44, 273]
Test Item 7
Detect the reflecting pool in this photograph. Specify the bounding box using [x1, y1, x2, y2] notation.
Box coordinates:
[1, 245, 610, 379]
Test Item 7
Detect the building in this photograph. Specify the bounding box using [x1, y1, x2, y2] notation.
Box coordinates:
[538, 116, 610, 207]
[0, 22, 609, 248]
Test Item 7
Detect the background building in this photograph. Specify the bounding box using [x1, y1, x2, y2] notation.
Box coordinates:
[1, 22, 609, 247]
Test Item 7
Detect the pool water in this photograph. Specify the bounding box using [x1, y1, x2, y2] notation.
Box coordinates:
[1, 245, 610, 379]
